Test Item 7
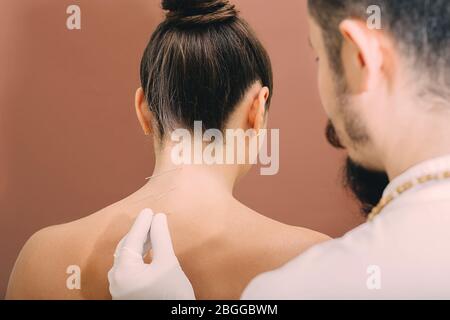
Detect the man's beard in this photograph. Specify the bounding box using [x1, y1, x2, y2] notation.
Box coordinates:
[343, 158, 390, 216]
[326, 120, 389, 216]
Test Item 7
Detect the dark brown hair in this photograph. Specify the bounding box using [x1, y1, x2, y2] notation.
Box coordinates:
[140, 0, 273, 139]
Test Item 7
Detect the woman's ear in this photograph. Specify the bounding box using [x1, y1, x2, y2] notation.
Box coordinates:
[248, 86, 269, 131]
[135, 88, 153, 136]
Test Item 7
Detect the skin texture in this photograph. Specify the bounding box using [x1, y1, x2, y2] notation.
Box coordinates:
[6, 83, 330, 300]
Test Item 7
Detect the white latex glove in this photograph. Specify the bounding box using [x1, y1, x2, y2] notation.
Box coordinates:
[108, 208, 196, 300]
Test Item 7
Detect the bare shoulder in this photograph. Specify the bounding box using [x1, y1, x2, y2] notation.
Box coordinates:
[233, 200, 331, 248]
[231, 201, 331, 266]
[6, 207, 133, 300]
[253, 222, 331, 275]
[6, 224, 81, 299]
[283, 224, 332, 253]
[264, 220, 331, 254]
[288, 224, 332, 243]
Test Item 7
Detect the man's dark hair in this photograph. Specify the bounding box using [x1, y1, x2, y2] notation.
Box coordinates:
[343, 158, 389, 216]
[140, 0, 273, 140]
[308, 0, 450, 101]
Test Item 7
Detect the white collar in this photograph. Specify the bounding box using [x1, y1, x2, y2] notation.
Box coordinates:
[383, 154, 450, 197]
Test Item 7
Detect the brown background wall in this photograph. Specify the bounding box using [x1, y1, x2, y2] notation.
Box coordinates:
[0, 0, 364, 298]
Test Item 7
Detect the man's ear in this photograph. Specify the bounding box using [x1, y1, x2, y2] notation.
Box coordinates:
[248, 86, 269, 131]
[135, 88, 153, 136]
[339, 19, 385, 93]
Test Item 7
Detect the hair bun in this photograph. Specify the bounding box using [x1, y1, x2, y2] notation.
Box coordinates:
[162, 0, 238, 25]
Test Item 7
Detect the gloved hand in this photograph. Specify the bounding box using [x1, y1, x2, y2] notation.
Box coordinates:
[108, 208, 196, 300]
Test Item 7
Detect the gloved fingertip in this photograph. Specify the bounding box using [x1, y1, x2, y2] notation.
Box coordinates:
[140, 208, 154, 218]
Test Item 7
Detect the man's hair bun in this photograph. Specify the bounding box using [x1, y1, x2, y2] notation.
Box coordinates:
[162, 0, 238, 25]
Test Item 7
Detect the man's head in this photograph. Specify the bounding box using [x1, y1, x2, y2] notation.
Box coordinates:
[308, 0, 450, 214]
[308, 0, 450, 168]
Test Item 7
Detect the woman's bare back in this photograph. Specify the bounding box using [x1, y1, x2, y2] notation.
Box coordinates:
[6, 185, 330, 300]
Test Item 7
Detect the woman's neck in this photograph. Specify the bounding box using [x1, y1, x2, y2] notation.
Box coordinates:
[144, 146, 241, 196]
[151, 163, 237, 194]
